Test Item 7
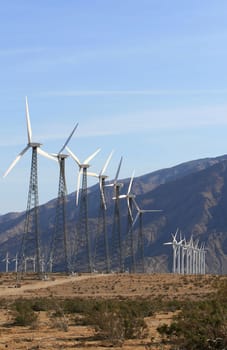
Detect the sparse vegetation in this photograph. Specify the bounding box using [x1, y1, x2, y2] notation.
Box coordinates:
[157, 280, 227, 349]
[13, 299, 38, 327]
[0, 274, 225, 348]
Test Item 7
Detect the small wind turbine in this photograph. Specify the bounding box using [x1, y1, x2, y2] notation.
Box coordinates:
[164, 229, 179, 274]
[49, 123, 78, 274]
[66, 146, 101, 272]
[2, 252, 10, 273]
[132, 197, 162, 273]
[12, 254, 18, 273]
[3, 97, 57, 278]
[89, 151, 114, 273]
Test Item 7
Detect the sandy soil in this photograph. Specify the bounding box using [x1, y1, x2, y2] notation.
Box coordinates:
[0, 272, 223, 349]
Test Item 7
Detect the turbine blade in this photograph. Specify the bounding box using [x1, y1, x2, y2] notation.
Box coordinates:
[132, 212, 139, 228]
[141, 209, 162, 213]
[87, 171, 99, 178]
[58, 122, 79, 154]
[3, 145, 30, 177]
[66, 146, 81, 166]
[101, 150, 114, 175]
[100, 180, 107, 210]
[114, 156, 123, 183]
[76, 170, 82, 206]
[127, 170, 135, 194]
[127, 197, 133, 221]
[25, 96, 32, 144]
[118, 194, 127, 199]
[132, 197, 140, 212]
[84, 148, 101, 164]
[37, 148, 58, 161]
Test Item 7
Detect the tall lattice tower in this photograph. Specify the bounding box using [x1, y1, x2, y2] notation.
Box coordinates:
[3, 97, 56, 279]
[48, 124, 78, 273]
[66, 146, 100, 273]
[132, 198, 162, 273]
[118, 171, 136, 273]
[109, 157, 124, 272]
[89, 151, 113, 273]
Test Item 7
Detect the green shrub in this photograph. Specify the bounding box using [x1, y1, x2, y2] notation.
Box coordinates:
[13, 299, 38, 327]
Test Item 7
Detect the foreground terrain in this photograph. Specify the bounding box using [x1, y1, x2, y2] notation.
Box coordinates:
[0, 272, 225, 349]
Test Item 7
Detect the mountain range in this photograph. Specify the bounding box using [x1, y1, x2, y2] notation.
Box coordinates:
[1, 154, 227, 274]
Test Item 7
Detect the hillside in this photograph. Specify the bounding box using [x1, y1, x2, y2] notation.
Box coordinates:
[0, 155, 227, 273]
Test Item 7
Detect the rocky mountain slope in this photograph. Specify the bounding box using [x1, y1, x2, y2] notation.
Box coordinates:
[1, 154, 227, 273]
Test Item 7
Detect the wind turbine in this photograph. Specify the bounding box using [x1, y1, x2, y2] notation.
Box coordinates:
[116, 170, 136, 273]
[181, 237, 187, 274]
[176, 231, 184, 274]
[89, 151, 114, 273]
[66, 146, 101, 273]
[48, 123, 78, 274]
[132, 197, 162, 273]
[164, 229, 179, 274]
[3, 97, 57, 278]
[12, 254, 18, 273]
[2, 252, 10, 273]
[193, 239, 199, 274]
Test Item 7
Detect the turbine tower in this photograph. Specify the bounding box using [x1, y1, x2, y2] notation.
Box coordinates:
[66, 146, 101, 273]
[109, 157, 124, 272]
[117, 171, 136, 273]
[49, 123, 78, 274]
[3, 97, 56, 279]
[132, 197, 162, 273]
[89, 151, 114, 273]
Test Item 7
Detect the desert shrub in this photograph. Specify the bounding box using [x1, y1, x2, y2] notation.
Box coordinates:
[31, 297, 54, 311]
[157, 298, 227, 350]
[85, 299, 148, 342]
[13, 299, 38, 327]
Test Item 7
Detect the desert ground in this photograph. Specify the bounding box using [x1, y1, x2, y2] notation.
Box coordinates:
[0, 272, 224, 349]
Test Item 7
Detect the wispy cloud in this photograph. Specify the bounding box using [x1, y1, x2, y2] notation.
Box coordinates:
[33, 104, 227, 141]
[2, 103, 227, 147]
[44, 89, 227, 97]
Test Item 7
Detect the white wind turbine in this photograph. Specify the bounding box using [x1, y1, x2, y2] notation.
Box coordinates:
[3, 97, 57, 277]
[2, 252, 10, 273]
[193, 239, 199, 274]
[66, 146, 101, 273]
[88, 151, 114, 273]
[164, 229, 179, 274]
[181, 237, 187, 274]
[12, 254, 18, 273]
[176, 231, 184, 274]
[132, 197, 162, 273]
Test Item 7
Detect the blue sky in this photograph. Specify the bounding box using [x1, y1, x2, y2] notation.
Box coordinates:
[1, 1, 227, 214]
